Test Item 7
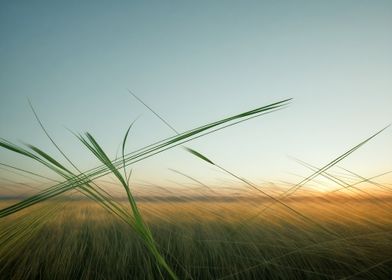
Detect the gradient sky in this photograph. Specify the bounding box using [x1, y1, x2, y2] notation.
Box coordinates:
[0, 1, 391, 190]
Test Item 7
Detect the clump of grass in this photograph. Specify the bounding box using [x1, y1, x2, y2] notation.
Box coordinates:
[0, 98, 291, 278]
[76, 131, 177, 278]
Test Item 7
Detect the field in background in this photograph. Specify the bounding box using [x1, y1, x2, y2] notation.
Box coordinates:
[1, 194, 391, 280]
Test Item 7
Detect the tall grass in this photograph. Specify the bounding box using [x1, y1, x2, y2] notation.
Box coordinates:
[0, 97, 391, 279]
[0, 99, 290, 278]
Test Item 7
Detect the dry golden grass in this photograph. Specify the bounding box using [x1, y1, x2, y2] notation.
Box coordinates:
[1, 195, 391, 279]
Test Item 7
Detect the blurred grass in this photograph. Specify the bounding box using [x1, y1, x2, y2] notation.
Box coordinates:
[0, 197, 391, 279]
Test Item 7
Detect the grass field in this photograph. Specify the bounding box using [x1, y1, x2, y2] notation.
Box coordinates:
[1, 194, 392, 279]
[1, 99, 391, 279]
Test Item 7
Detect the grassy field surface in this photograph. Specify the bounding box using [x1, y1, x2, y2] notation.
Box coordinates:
[1, 196, 391, 280]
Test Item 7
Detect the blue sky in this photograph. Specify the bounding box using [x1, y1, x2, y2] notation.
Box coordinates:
[0, 1, 391, 190]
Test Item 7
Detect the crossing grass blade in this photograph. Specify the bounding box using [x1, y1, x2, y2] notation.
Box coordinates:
[129, 92, 338, 234]
[77, 132, 178, 279]
[184, 147, 338, 236]
[0, 98, 291, 218]
[246, 125, 391, 220]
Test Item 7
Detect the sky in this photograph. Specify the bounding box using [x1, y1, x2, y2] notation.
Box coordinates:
[0, 1, 391, 192]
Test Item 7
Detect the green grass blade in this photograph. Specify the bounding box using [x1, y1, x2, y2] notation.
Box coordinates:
[0, 99, 291, 218]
